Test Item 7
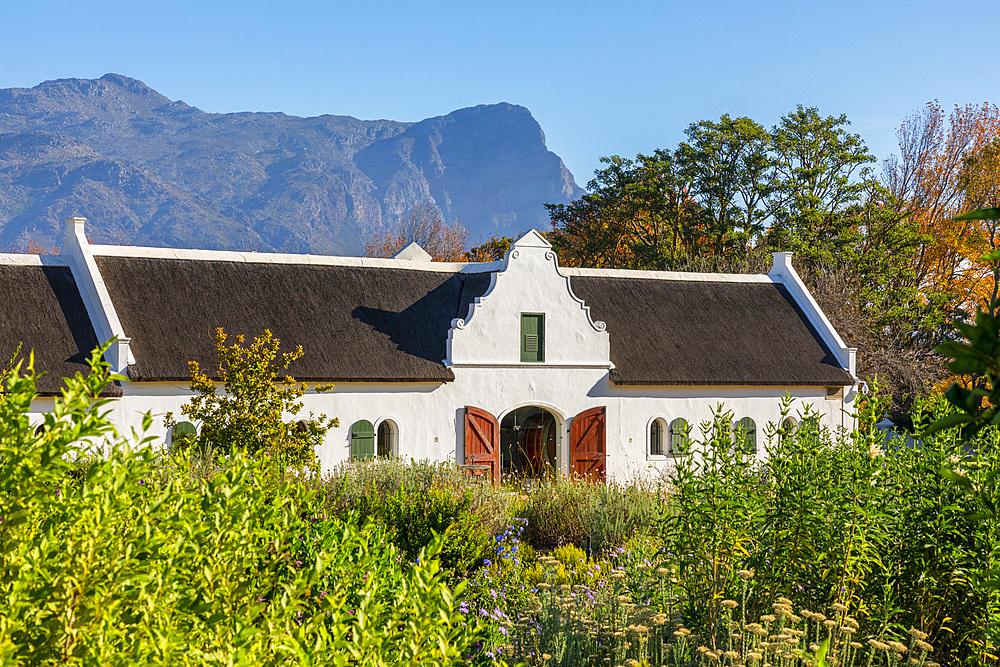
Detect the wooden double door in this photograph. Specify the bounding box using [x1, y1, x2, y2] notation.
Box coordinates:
[463, 405, 606, 482]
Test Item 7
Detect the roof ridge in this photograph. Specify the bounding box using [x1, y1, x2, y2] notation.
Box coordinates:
[88, 244, 501, 274]
[561, 266, 774, 283]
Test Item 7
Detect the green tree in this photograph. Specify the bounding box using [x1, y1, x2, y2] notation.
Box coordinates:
[546, 107, 951, 412]
[765, 105, 877, 264]
[676, 114, 773, 254]
[166, 327, 336, 466]
[547, 150, 702, 269]
[465, 234, 515, 261]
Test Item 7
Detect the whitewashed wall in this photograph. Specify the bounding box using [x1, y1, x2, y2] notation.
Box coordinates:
[23, 372, 849, 482]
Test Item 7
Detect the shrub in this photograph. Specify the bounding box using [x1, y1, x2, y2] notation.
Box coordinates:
[166, 327, 336, 466]
[323, 458, 514, 575]
[0, 347, 489, 665]
[517, 476, 592, 549]
[517, 472, 664, 554]
[360, 482, 492, 574]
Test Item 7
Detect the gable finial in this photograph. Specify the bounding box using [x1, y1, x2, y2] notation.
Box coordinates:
[393, 242, 433, 262]
[510, 229, 551, 250]
[768, 251, 794, 278]
[62, 217, 89, 256]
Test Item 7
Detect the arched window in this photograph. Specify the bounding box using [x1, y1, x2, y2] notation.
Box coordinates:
[780, 416, 798, 442]
[350, 420, 375, 460]
[649, 418, 666, 456]
[669, 418, 691, 456]
[377, 420, 397, 458]
[735, 417, 756, 454]
[171, 421, 197, 449]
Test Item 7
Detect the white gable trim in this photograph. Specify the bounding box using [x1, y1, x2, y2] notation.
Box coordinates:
[0, 254, 71, 267]
[768, 252, 856, 378]
[60, 218, 131, 372]
[562, 267, 775, 283]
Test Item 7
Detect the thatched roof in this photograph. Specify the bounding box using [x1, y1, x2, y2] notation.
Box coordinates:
[0, 264, 120, 396]
[570, 276, 853, 386]
[95, 256, 492, 383]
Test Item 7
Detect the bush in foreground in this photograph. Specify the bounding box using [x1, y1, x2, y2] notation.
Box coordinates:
[0, 348, 489, 665]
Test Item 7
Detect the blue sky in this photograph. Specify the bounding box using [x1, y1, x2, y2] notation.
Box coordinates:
[3, 0, 998, 187]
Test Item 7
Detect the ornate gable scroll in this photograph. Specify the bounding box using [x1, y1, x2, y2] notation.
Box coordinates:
[446, 230, 611, 368]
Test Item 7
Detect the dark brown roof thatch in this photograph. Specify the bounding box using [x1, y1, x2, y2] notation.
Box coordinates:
[95, 256, 492, 383]
[570, 276, 853, 386]
[0, 264, 120, 396]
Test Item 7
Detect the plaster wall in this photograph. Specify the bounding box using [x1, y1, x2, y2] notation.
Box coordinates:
[29, 372, 850, 482]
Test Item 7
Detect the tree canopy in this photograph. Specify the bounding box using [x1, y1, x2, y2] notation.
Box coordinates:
[545, 103, 1000, 415]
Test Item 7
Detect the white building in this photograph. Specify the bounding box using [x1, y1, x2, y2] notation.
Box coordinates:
[1, 218, 857, 481]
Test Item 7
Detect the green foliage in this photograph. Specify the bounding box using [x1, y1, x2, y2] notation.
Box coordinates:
[166, 327, 337, 466]
[676, 114, 773, 253]
[547, 107, 951, 412]
[764, 105, 876, 263]
[466, 234, 516, 262]
[517, 476, 663, 553]
[931, 283, 1000, 599]
[0, 350, 489, 665]
[323, 459, 516, 576]
[662, 407, 764, 640]
[358, 482, 492, 575]
[658, 393, 1000, 666]
[933, 299, 1000, 439]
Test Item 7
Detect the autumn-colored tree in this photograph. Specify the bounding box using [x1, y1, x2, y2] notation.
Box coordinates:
[884, 101, 1000, 312]
[23, 240, 54, 255]
[365, 203, 470, 261]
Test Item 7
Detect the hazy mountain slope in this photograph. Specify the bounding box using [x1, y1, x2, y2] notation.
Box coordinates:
[0, 74, 583, 254]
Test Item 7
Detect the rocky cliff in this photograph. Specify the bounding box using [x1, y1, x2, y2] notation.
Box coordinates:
[0, 74, 582, 254]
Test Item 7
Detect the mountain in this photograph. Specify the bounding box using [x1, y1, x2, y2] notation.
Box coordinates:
[0, 74, 583, 254]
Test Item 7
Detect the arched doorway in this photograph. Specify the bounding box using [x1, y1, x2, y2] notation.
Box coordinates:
[500, 406, 560, 477]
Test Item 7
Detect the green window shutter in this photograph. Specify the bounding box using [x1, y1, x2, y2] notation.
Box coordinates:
[350, 420, 375, 460]
[171, 421, 197, 449]
[520, 313, 545, 362]
[670, 418, 690, 455]
[735, 417, 756, 454]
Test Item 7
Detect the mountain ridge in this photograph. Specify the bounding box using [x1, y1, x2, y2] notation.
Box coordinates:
[0, 74, 583, 254]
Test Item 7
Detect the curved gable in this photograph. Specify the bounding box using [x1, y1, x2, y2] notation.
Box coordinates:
[446, 231, 611, 368]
